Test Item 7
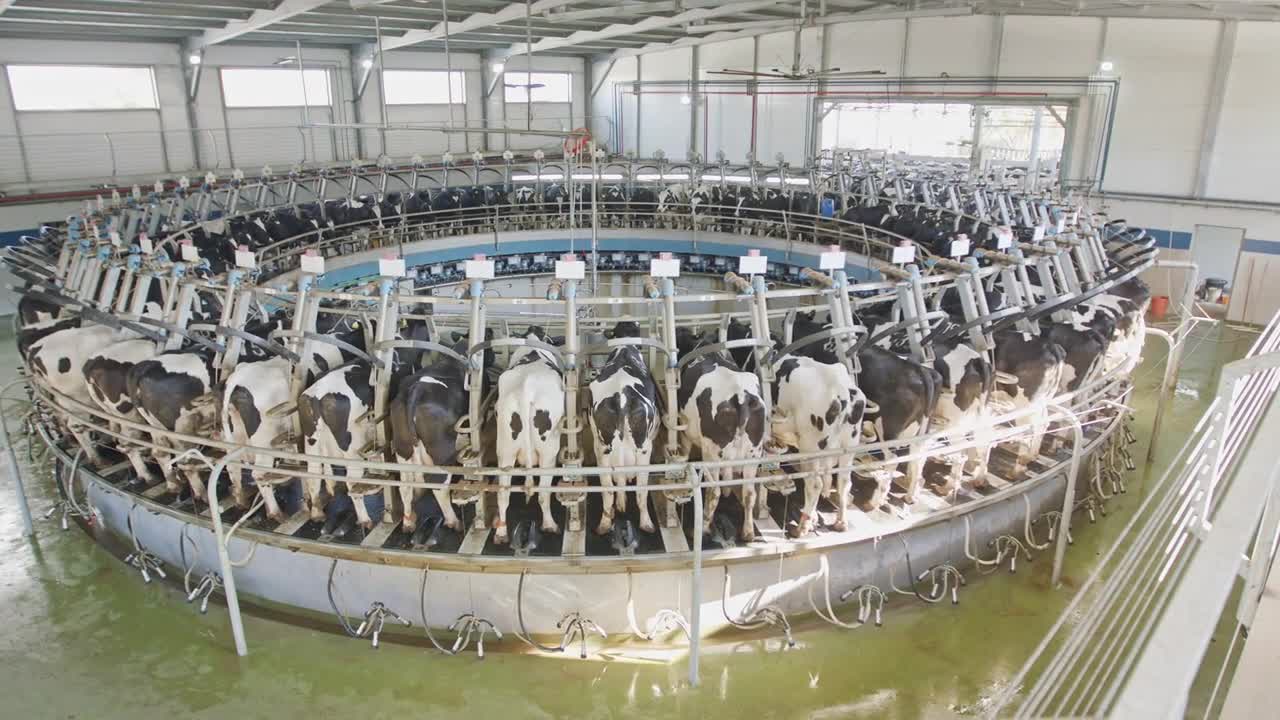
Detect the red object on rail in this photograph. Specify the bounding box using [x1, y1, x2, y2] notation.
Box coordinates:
[1149, 295, 1170, 321]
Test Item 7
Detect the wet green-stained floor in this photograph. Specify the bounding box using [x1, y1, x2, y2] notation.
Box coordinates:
[0, 322, 1255, 720]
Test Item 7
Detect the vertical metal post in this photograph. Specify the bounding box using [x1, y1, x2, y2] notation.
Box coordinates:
[1026, 106, 1044, 192]
[372, 276, 401, 521]
[375, 16, 389, 154]
[0, 383, 33, 537]
[208, 447, 249, 656]
[590, 144, 600, 295]
[467, 277, 489, 530]
[1050, 403, 1084, 586]
[1238, 466, 1280, 628]
[688, 464, 702, 687]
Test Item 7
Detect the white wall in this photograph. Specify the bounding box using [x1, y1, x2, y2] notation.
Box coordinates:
[1205, 22, 1280, 203]
[1101, 19, 1219, 196]
[0, 39, 587, 195]
[0, 39, 193, 187]
[612, 14, 1280, 207]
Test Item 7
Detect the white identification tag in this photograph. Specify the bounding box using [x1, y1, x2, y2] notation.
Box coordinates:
[738, 255, 767, 275]
[650, 258, 680, 278]
[892, 244, 916, 264]
[464, 259, 494, 280]
[1056, 217, 1066, 234]
[180, 243, 199, 262]
[300, 253, 325, 274]
[950, 237, 970, 257]
[235, 250, 256, 269]
[380, 258, 407, 277]
[820, 250, 847, 270]
[139, 234, 154, 254]
[555, 259, 585, 280]
[995, 226, 1013, 249]
[109, 231, 122, 247]
[1033, 225, 1046, 242]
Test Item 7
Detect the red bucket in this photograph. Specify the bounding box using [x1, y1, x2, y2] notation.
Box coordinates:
[1149, 294, 1170, 321]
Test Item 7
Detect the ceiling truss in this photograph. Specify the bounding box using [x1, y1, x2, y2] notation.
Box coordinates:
[0, 1, 1273, 57]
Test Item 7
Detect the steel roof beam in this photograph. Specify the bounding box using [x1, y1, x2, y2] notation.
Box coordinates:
[608, 5, 972, 60]
[379, 0, 578, 52]
[199, 0, 332, 47]
[500, 0, 785, 59]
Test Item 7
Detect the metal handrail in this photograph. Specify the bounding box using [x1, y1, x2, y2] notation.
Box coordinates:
[991, 309, 1280, 719]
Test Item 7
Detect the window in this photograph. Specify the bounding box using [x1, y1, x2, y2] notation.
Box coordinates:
[503, 72, 571, 103]
[6, 65, 158, 111]
[382, 70, 466, 105]
[220, 68, 331, 108]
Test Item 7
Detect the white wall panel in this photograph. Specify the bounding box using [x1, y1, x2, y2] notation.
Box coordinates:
[698, 37, 754, 163]
[1101, 19, 1218, 195]
[999, 16, 1103, 76]
[639, 47, 693, 157]
[906, 16, 994, 77]
[699, 37, 754, 76]
[1205, 22, 1280, 203]
[592, 56, 635, 152]
[826, 20, 905, 75]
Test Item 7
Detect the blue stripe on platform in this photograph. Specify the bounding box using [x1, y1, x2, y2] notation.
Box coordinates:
[318, 237, 878, 288]
[0, 228, 39, 248]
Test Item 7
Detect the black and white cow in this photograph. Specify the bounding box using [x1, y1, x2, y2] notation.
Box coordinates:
[247, 314, 417, 525]
[494, 326, 565, 543]
[83, 337, 167, 484]
[770, 354, 864, 535]
[388, 331, 492, 535]
[27, 299, 165, 465]
[126, 349, 220, 498]
[676, 328, 769, 541]
[992, 329, 1067, 462]
[588, 321, 661, 535]
[790, 312, 943, 508]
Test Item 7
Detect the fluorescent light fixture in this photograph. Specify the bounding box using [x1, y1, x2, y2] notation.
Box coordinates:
[361, 57, 374, 69]
[764, 177, 811, 186]
[511, 173, 564, 181]
[570, 173, 625, 180]
[680, 94, 692, 105]
[636, 173, 689, 181]
[188, 54, 202, 65]
[492, 62, 505, 73]
[1100, 60, 1114, 72]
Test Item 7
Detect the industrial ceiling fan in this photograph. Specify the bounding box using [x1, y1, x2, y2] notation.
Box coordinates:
[703, 0, 883, 81]
[707, 66, 884, 80]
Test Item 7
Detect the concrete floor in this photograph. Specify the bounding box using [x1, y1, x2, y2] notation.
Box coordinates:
[0, 320, 1256, 719]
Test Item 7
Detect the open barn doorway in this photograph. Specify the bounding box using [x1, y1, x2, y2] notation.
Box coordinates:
[819, 101, 1069, 182]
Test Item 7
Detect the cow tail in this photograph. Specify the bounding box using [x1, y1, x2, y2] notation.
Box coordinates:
[524, 397, 538, 469]
[923, 365, 943, 418]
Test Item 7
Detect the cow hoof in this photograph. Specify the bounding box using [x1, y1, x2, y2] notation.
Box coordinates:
[595, 523, 612, 536]
[832, 520, 848, 532]
[268, 512, 286, 524]
[640, 522, 655, 535]
[542, 523, 561, 535]
[493, 531, 509, 545]
[857, 501, 878, 512]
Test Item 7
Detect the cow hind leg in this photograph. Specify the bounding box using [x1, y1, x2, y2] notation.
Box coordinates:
[495, 442, 516, 544]
[700, 448, 722, 537]
[304, 460, 326, 522]
[835, 458, 853, 532]
[69, 425, 104, 467]
[635, 470, 654, 534]
[739, 463, 759, 542]
[596, 472, 615, 535]
[346, 465, 374, 529]
[536, 453, 559, 535]
[399, 468, 421, 532]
